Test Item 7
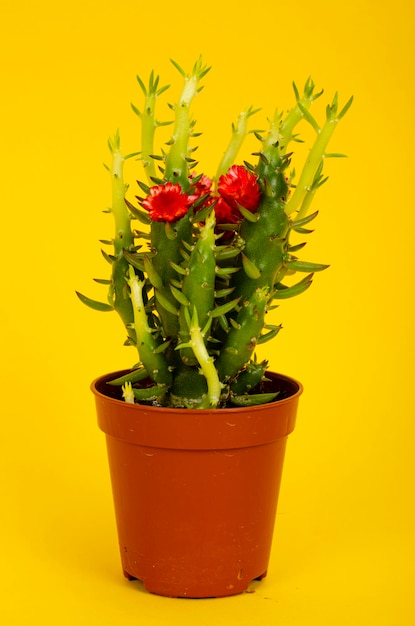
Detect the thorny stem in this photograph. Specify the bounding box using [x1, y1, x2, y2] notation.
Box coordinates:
[164, 59, 209, 188]
[188, 309, 222, 407]
[127, 267, 172, 386]
[215, 107, 257, 182]
[108, 134, 136, 338]
[110, 137, 135, 255]
[285, 117, 339, 218]
[278, 95, 313, 153]
[140, 90, 158, 182]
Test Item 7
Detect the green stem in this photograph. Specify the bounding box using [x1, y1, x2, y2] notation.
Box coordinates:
[141, 90, 158, 182]
[108, 134, 136, 339]
[285, 118, 338, 218]
[110, 139, 134, 255]
[127, 267, 172, 386]
[135, 72, 170, 184]
[166, 105, 191, 184]
[261, 110, 281, 156]
[188, 309, 222, 407]
[165, 59, 209, 188]
[216, 107, 257, 181]
[278, 97, 312, 153]
[164, 101, 194, 187]
[262, 79, 320, 161]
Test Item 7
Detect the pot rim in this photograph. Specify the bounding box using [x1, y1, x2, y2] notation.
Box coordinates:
[91, 369, 303, 415]
[92, 370, 303, 449]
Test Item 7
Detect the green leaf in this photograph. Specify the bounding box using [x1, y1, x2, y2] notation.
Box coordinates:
[230, 392, 279, 407]
[214, 286, 235, 298]
[229, 318, 241, 330]
[285, 260, 329, 272]
[292, 81, 300, 101]
[123, 250, 145, 272]
[124, 151, 141, 160]
[214, 245, 241, 261]
[192, 203, 212, 223]
[239, 205, 259, 223]
[218, 314, 229, 332]
[170, 58, 186, 77]
[170, 279, 183, 290]
[337, 95, 354, 120]
[136, 180, 150, 194]
[155, 290, 179, 315]
[153, 339, 172, 354]
[156, 84, 170, 97]
[215, 266, 240, 277]
[165, 222, 178, 241]
[170, 285, 190, 306]
[288, 242, 307, 253]
[324, 152, 348, 158]
[93, 278, 112, 285]
[130, 102, 141, 117]
[311, 175, 329, 191]
[209, 297, 241, 319]
[132, 385, 168, 401]
[272, 275, 313, 299]
[297, 101, 320, 133]
[144, 255, 163, 289]
[136, 73, 147, 95]
[108, 368, 149, 385]
[169, 260, 188, 276]
[242, 253, 261, 279]
[101, 249, 116, 264]
[292, 210, 319, 229]
[76, 291, 114, 312]
[257, 325, 282, 344]
[293, 227, 314, 234]
[125, 198, 152, 224]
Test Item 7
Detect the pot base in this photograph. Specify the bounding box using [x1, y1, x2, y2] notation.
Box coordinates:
[122, 568, 268, 598]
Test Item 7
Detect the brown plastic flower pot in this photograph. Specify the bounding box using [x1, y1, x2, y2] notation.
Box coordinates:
[92, 370, 302, 598]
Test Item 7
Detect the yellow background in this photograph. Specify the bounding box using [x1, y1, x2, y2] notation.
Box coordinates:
[1, 0, 414, 623]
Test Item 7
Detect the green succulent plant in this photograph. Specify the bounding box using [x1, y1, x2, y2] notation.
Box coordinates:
[77, 57, 352, 409]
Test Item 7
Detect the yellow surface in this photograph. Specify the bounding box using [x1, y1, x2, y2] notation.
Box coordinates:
[1, 0, 414, 623]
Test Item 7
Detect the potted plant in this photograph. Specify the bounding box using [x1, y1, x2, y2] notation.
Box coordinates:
[78, 57, 352, 598]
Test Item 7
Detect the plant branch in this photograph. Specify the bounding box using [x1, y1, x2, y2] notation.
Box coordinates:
[188, 308, 222, 407]
[216, 106, 259, 182]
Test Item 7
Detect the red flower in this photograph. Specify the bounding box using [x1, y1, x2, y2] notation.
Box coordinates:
[142, 182, 191, 223]
[189, 173, 213, 199]
[188, 173, 214, 210]
[214, 196, 241, 224]
[218, 165, 261, 213]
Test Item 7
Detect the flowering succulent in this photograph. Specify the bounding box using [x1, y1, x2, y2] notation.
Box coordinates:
[77, 57, 352, 408]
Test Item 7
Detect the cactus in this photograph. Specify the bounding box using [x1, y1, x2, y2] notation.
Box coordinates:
[78, 58, 352, 408]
